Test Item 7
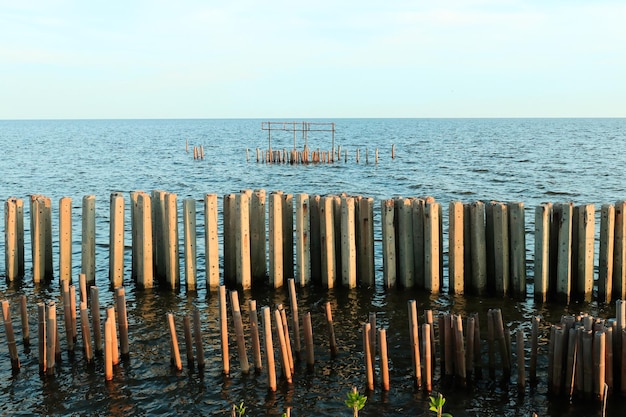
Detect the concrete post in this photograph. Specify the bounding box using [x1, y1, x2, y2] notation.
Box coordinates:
[183, 198, 197, 291]
[269, 192, 284, 288]
[381, 199, 396, 288]
[357, 197, 375, 287]
[469, 201, 487, 295]
[320, 196, 336, 288]
[250, 189, 267, 282]
[576, 204, 594, 301]
[109, 193, 125, 288]
[204, 194, 220, 290]
[424, 202, 440, 293]
[397, 198, 414, 288]
[136, 192, 154, 288]
[164, 193, 180, 289]
[508, 202, 526, 298]
[340, 196, 357, 288]
[599, 204, 615, 302]
[295, 193, 311, 286]
[534, 203, 551, 302]
[235, 193, 251, 289]
[81, 195, 96, 285]
[448, 201, 464, 294]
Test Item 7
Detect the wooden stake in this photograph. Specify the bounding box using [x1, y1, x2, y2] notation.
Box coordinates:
[303, 312, 315, 369]
[116, 287, 129, 359]
[274, 308, 292, 383]
[90, 286, 102, 355]
[46, 302, 56, 376]
[183, 315, 194, 367]
[105, 316, 114, 380]
[38, 303, 46, 374]
[79, 301, 93, 363]
[517, 329, 525, 391]
[288, 279, 301, 360]
[219, 286, 230, 375]
[107, 307, 119, 366]
[2, 300, 20, 371]
[408, 300, 422, 387]
[248, 300, 262, 372]
[20, 295, 29, 347]
[423, 323, 432, 392]
[325, 302, 338, 357]
[379, 327, 390, 391]
[193, 309, 204, 369]
[262, 307, 277, 391]
[230, 290, 250, 374]
[363, 323, 374, 391]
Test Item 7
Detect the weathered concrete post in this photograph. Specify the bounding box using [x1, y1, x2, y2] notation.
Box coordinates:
[357, 197, 375, 287]
[58, 197, 73, 283]
[424, 201, 441, 293]
[555, 202, 573, 302]
[204, 194, 220, 290]
[164, 192, 180, 289]
[183, 198, 197, 291]
[223, 194, 237, 286]
[235, 192, 251, 289]
[320, 196, 336, 288]
[4, 198, 19, 281]
[332, 196, 343, 285]
[508, 202, 526, 298]
[130, 192, 139, 282]
[576, 204, 594, 301]
[30, 196, 45, 283]
[151, 190, 167, 284]
[412, 198, 426, 289]
[534, 203, 552, 302]
[448, 201, 464, 294]
[381, 199, 396, 288]
[43, 196, 53, 280]
[492, 202, 510, 296]
[469, 201, 487, 295]
[136, 192, 154, 288]
[269, 192, 284, 288]
[397, 198, 415, 288]
[614, 201, 626, 300]
[599, 204, 615, 302]
[250, 189, 267, 282]
[81, 195, 96, 285]
[340, 196, 357, 288]
[309, 195, 322, 284]
[109, 193, 125, 288]
[295, 193, 311, 286]
[282, 193, 294, 280]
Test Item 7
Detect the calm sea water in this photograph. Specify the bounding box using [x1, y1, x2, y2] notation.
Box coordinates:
[1, 118, 626, 416]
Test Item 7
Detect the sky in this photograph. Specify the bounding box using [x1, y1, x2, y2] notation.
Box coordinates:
[1, 0, 625, 119]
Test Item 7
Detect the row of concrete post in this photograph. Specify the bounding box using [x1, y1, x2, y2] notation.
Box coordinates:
[5, 193, 626, 302]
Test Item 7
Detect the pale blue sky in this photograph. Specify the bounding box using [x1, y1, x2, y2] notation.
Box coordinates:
[1, 1, 625, 119]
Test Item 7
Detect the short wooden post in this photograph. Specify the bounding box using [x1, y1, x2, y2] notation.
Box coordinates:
[116, 287, 129, 359]
[234, 193, 251, 289]
[325, 302, 338, 357]
[90, 286, 102, 355]
[381, 199, 396, 288]
[357, 197, 375, 287]
[167, 313, 182, 371]
[183, 198, 197, 291]
[469, 201, 487, 295]
[204, 194, 219, 290]
[288, 279, 302, 360]
[261, 306, 277, 391]
[109, 193, 125, 288]
[219, 286, 230, 375]
[494, 309, 510, 378]
[274, 309, 292, 383]
[295, 193, 311, 286]
[107, 307, 119, 366]
[408, 300, 422, 387]
[80, 301, 93, 363]
[303, 312, 315, 369]
[38, 303, 46, 374]
[193, 309, 204, 369]
[230, 291, 250, 374]
[278, 306, 294, 373]
[2, 300, 20, 371]
[508, 202, 526, 297]
[183, 315, 194, 367]
[599, 204, 615, 302]
[250, 189, 267, 283]
[62, 280, 74, 354]
[530, 316, 539, 383]
[595, 330, 606, 401]
[58, 197, 72, 283]
[363, 323, 374, 391]
[448, 201, 464, 294]
[534, 203, 551, 302]
[517, 329, 525, 391]
[454, 315, 467, 387]
[425, 202, 441, 293]
[378, 327, 389, 391]
[556, 202, 573, 302]
[81, 195, 96, 285]
[248, 300, 262, 371]
[340, 196, 357, 288]
[104, 316, 114, 380]
[164, 193, 180, 289]
[269, 192, 284, 288]
[46, 302, 56, 376]
[422, 322, 432, 393]
[19, 295, 29, 348]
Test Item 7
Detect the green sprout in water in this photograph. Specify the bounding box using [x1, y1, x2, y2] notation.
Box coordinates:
[231, 401, 246, 417]
[345, 387, 367, 417]
[429, 393, 453, 417]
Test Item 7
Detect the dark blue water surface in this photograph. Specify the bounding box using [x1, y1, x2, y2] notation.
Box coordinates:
[1, 118, 626, 416]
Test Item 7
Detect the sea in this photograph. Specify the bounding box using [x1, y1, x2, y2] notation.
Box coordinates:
[0, 118, 625, 416]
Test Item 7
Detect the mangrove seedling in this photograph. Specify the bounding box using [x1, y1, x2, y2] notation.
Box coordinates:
[345, 387, 367, 417]
[429, 393, 452, 417]
[231, 401, 246, 417]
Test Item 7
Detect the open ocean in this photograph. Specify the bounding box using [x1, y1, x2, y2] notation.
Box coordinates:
[1, 118, 626, 416]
